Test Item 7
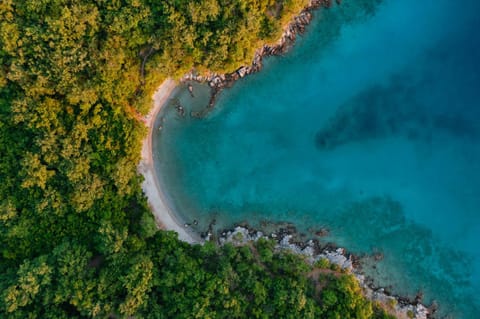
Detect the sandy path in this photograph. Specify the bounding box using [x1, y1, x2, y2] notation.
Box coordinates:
[138, 78, 200, 244]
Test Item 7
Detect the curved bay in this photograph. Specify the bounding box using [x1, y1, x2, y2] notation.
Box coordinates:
[155, 0, 480, 317]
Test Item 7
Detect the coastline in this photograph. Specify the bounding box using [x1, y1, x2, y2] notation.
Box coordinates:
[138, 0, 329, 245]
[138, 78, 201, 244]
[219, 225, 432, 319]
[137, 4, 433, 318]
[137, 0, 329, 245]
[182, 0, 328, 116]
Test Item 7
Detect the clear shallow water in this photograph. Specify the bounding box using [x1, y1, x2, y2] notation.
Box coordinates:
[154, 0, 480, 317]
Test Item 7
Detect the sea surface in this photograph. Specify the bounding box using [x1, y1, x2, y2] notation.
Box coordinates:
[153, 0, 480, 317]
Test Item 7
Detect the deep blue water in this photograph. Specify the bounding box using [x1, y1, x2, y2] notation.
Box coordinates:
[154, 0, 480, 317]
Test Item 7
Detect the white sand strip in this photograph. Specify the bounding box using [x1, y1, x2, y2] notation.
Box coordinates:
[139, 78, 200, 244]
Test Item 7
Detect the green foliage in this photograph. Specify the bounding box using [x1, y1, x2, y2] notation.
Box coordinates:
[373, 303, 397, 319]
[318, 274, 374, 319]
[0, 0, 394, 318]
[3, 256, 53, 314]
[256, 237, 276, 263]
[315, 257, 331, 269]
[330, 262, 342, 272]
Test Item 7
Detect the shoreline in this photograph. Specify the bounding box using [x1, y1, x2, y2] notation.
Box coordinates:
[137, 71, 434, 319]
[138, 0, 328, 243]
[138, 0, 329, 243]
[138, 78, 201, 244]
[181, 0, 330, 117]
[137, 3, 434, 317]
[218, 224, 433, 319]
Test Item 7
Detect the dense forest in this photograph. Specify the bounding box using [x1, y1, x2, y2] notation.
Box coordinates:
[0, 0, 394, 317]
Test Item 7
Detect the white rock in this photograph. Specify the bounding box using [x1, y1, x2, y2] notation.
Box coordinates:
[302, 245, 315, 257]
[279, 235, 292, 247]
[415, 304, 429, 319]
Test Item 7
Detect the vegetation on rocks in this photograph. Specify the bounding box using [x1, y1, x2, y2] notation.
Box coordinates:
[0, 0, 395, 317]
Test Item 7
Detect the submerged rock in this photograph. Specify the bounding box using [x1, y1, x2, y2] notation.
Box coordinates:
[217, 224, 430, 319]
[180, 0, 336, 116]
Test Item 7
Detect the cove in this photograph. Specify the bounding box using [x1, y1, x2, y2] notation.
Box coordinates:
[153, 0, 480, 317]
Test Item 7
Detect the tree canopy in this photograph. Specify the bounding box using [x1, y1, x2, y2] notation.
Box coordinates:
[0, 0, 395, 318]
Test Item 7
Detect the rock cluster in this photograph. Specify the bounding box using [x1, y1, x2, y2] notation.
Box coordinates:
[217, 225, 433, 319]
[218, 226, 353, 269]
[181, 0, 335, 114]
[356, 273, 431, 319]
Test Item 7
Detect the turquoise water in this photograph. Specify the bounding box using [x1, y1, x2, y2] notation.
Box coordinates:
[154, 0, 480, 317]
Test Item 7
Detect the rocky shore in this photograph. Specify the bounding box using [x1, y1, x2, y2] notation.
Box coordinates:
[166, 1, 437, 317]
[215, 225, 435, 319]
[181, 0, 336, 117]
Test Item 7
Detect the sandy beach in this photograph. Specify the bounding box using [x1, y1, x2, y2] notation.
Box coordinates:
[138, 78, 200, 244]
